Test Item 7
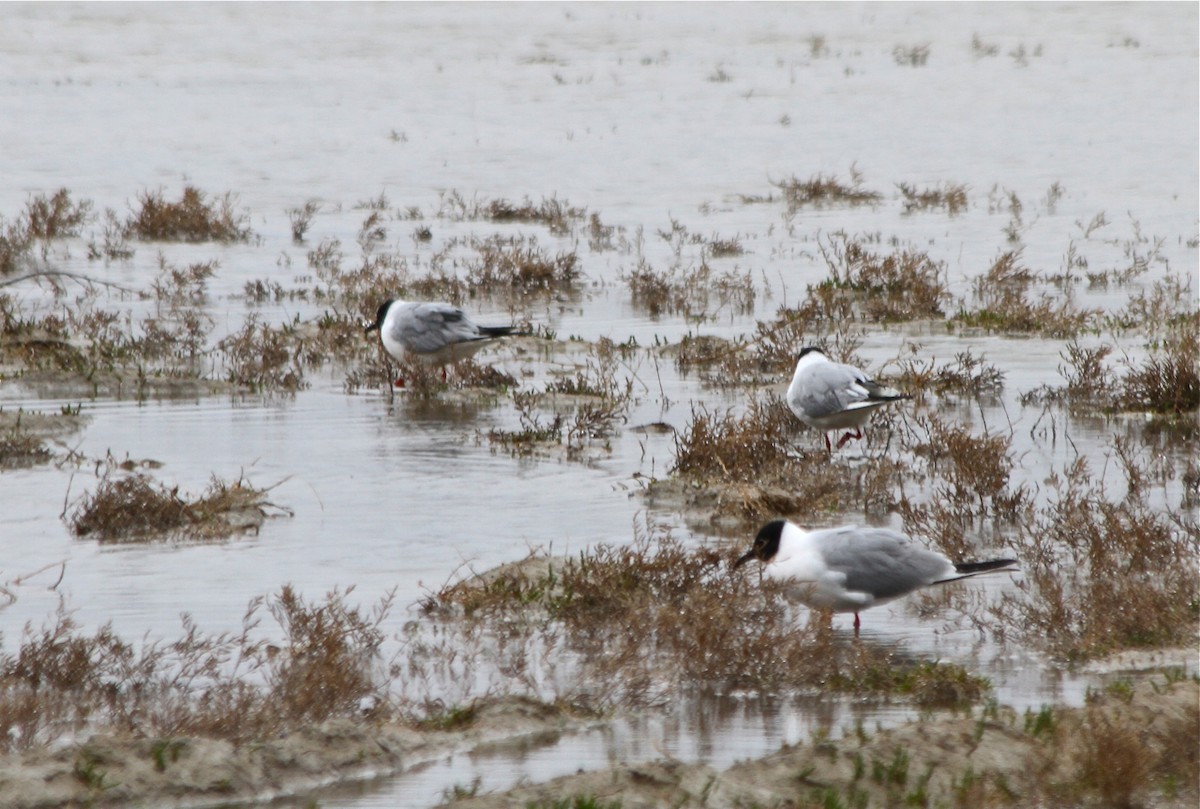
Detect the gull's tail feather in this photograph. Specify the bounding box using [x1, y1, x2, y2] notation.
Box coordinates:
[861, 379, 912, 403]
[867, 391, 913, 402]
[955, 558, 1019, 575]
[935, 558, 1019, 584]
[477, 325, 523, 339]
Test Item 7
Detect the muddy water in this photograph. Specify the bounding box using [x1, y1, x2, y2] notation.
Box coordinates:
[2, 3, 1197, 807]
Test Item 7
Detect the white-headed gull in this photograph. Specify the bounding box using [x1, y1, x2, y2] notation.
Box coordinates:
[786, 346, 909, 450]
[734, 519, 1017, 635]
[364, 298, 520, 383]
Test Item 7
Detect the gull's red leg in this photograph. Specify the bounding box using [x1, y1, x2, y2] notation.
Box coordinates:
[836, 429, 863, 449]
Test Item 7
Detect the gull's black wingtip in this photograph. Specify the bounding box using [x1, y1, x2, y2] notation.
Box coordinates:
[953, 558, 1019, 575]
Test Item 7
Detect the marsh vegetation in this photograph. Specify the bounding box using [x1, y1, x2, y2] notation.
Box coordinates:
[1, 10, 1196, 806]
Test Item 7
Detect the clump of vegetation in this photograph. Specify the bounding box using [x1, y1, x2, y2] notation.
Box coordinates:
[670, 333, 761, 387]
[0, 586, 387, 751]
[898, 181, 968, 215]
[773, 169, 883, 210]
[659, 395, 899, 523]
[124, 186, 253, 243]
[217, 314, 307, 393]
[465, 235, 580, 293]
[1020, 340, 1115, 409]
[287, 200, 320, 242]
[486, 390, 565, 456]
[894, 347, 1004, 397]
[437, 192, 586, 237]
[621, 258, 754, 318]
[1118, 320, 1199, 417]
[0, 215, 35, 276]
[368, 354, 518, 400]
[893, 43, 931, 66]
[86, 208, 135, 261]
[23, 188, 94, 241]
[427, 525, 989, 705]
[955, 251, 1096, 337]
[705, 232, 745, 258]
[0, 418, 52, 468]
[0, 189, 95, 274]
[803, 236, 949, 323]
[479, 196, 585, 237]
[1021, 324, 1198, 430]
[996, 442, 1199, 661]
[69, 470, 289, 542]
[488, 340, 634, 460]
[898, 412, 1029, 561]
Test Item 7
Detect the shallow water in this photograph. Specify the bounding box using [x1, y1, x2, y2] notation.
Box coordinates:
[1, 2, 1197, 806]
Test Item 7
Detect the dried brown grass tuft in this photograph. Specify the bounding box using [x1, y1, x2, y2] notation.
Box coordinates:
[622, 258, 754, 318]
[24, 188, 94, 241]
[0, 586, 391, 751]
[894, 348, 1004, 398]
[898, 182, 968, 215]
[437, 191, 586, 237]
[465, 235, 580, 293]
[955, 251, 1096, 337]
[480, 196, 585, 236]
[1119, 319, 1199, 417]
[774, 170, 883, 210]
[664, 396, 879, 523]
[996, 443, 1199, 661]
[806, 237, 949, 323]
[488, 340, 633, 459]
[217, 314, 307, 393]
[1021, 324, 1199, 428]
[0, 189, 95, 274]
[0, 418, 52, 468]
[124, 186, 253, 243]
[69, 470, 289, 543]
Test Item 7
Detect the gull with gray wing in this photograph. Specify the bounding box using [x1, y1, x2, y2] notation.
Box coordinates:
[364, 298, 521, 385]
[734, 519, 1017, 636]
[786, 346, 909, 451]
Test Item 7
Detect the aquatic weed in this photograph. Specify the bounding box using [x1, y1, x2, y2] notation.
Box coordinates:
[809, 236, 949, 323]
[217, 313, 308, 393]
[773, 168, 883, 210]
[68, 470, 289, 542]
[622, 257, 754, 318]
[124, 186, 253, 243]
[954, 250, 1096, 337]
[465, 234, 580, 293]
[897, 181, 968, 215]
[995, 446, 1198, 661]
[287, 200, 321, 242]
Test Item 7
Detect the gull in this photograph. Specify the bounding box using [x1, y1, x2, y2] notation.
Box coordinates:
[364, 298, 520, 384]
[734, 519, 1017, 636]
[786, 346, 909, 451]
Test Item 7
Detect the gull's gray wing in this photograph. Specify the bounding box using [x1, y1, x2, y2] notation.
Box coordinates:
[812, 526, 954, 601]
[790, 362, 872, 418]
[393, 302, 484, 354]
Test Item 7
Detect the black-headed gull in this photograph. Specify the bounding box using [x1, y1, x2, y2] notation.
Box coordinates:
[364, 298, 520, 383]
[734, 519, 1017, 635]
[786, 346, 909, 450]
